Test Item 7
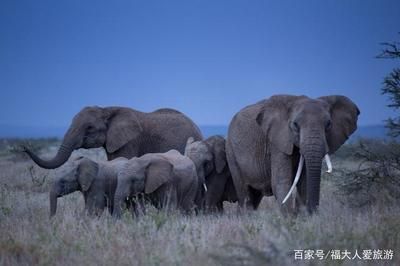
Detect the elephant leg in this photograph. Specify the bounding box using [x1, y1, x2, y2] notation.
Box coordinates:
[138, 194, 147, 215]
[205, 178, 225, 212]
[226, 141, 248, 208]
[270, 148, 296, 214]
[105, 194, 114, 214]
[107, 202, 113, 215]
[180, 181, 197, 214]
[85, 192, 106, 216]
[246, 186, 263, 210]
[152, 185, 177, 211]
[216, 201, 224, 212]
[180, 200, 194, 214]
[180, 193, 195, 215]
[168, 188, 178, 211]
[129, 196, 144, 217]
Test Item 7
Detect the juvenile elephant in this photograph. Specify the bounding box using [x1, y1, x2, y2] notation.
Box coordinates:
[113, 150, 199, 217]
[185, 136, 237, 212]
[226, 95, 359, 214]
[50, 156, 128, 217]
[23, 106, 203, 169]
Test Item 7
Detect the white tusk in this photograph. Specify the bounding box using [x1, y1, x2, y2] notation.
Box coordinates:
[324, 154, 333, 174]
[282, 155, 304, 204]
[203, 183, 208, 192]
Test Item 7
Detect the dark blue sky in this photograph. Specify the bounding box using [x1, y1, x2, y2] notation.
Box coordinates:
[1, 0, 399, 127]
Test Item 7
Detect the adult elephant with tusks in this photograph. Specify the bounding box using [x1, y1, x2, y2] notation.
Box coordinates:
[226, 95, 359, 214]
[22, 106, 203, 168]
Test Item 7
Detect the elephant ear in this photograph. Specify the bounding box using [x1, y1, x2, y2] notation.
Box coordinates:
[184, 137, 195, 156]
[105, 109, 143, 153]
[255, 95, 304, 155]
[319, 95, 360, 153]
[144, 159, 173, 194]
[186, 137, 195, 146]
[210, 137, 227, 174]
[77, 158, 98, 192]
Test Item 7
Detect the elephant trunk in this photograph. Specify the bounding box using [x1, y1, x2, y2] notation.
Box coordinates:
[303, 152, 323, 214]
[194, 167, 206, 210]
[113, 190, 129, 218]
[49, 189, 58, 217]
[23, 124, 83, 169]
[24, 142, 73, 169]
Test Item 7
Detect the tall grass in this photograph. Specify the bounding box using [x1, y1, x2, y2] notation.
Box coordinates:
[0, 139, 398, 265]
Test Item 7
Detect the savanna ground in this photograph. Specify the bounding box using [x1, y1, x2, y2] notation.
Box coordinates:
[0, 138, 399, 266]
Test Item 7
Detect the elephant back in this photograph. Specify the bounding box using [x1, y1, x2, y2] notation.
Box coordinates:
[152, 108, 183, 115]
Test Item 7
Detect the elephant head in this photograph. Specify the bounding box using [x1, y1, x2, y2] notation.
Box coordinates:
[185, 137, 211, 182]
[23, 106, 143, 169]
[185, 136, 226, 177]
[49, 157, 98, 217]
[256, 95, 359, 213]
[185, 135, 226, 189]
[113, 157, 173, 217]
[185, 135, 229, 210]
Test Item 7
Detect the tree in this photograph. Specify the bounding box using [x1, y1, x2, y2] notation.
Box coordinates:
[377, 34, 400, 137]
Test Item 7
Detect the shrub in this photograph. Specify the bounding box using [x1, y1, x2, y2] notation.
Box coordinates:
[332, 139, 400, 207]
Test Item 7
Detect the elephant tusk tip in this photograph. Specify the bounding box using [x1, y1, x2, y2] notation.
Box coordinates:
[281, 195, 290, 205]
[324, 154, 333, 174]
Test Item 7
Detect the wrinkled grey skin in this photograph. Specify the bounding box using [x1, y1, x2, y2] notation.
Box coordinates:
[23, 106, 203, 169]
[49, 156, 128, 217]
[185, 135, 237, 212]
[226, 95, 359, 214]
[114, 150, 199, 217]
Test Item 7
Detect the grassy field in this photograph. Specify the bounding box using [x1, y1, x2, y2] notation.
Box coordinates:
[0, 139, 399, 266]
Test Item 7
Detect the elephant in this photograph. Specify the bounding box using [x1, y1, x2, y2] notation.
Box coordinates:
[23, 106, 203, 169]
[185, 135, 237, 212]
[113, 150, 199, 217]
[226, 95, 359, 214]
[49, 156, 128, 217]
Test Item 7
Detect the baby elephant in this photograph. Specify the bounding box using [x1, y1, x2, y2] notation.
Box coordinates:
[49, 156, 128, 217]
[185, 135, 237, 212]
[113, 150, 199, 217]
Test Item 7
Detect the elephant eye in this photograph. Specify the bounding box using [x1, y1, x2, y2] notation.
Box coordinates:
[290, 121, 300, 133]
[325, 120, 332, 131]
[204, 161, 213, 172]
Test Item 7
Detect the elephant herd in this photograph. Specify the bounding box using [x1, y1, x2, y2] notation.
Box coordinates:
[23, 94, 360, 217]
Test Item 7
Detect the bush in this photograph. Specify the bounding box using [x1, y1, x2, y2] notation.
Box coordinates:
[332, 139, 400, 207]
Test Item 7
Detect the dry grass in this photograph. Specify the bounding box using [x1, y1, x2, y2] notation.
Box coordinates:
[0, 139, 399, 266]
